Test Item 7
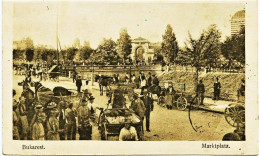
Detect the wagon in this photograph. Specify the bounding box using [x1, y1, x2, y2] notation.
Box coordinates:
[152, 81, 193, 111]
[98, 108, 144, 141]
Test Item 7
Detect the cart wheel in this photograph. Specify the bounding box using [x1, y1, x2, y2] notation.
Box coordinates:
[177, 96, 188, 111]
[224, 105, 245, 128]
[158, 96, 165, 107]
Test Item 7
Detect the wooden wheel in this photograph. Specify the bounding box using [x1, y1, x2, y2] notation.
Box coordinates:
[176, 96, 188, 111]
[157, 96, 165, 107]
[224, 105, 245, 128]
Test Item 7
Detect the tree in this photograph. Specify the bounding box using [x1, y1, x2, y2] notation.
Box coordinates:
[183, 24, 221, 90]
[221, 26, 245, 68]
[95, 38, 118, 64]
[161, 24, 179, 63]
[116, 28, 132, 62]
[65, 47, 78, 61]
[80, 43, 94, 61]
[73, 38, 81, 49]
[25, 48, 34, 62]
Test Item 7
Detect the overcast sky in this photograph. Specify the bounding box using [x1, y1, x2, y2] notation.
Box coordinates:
[13, 1, 245, 49]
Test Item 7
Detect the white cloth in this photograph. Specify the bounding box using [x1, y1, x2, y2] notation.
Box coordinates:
[119, 126, 138, 141]
[141, 79, 147, 87]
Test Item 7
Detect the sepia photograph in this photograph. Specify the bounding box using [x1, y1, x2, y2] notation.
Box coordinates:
[2, 0, 258, 155]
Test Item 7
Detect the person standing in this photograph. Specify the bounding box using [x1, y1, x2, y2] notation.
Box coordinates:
[58, 101, 67, 140]
[213, 77, 221, 100]
[130, 94, 146, 121]
[65, 102, 77, 140]
[76, 76, 82, 93]
[142, 90, 154, 132]
[165, 87, 175, 110]
[32, 114, 46, 140]
[147, 72, 152, 87]
[196, 80, 205, 106]
[46, 109, 61, 140]
[140, 75, 147, 95]
[152, 74, 159, 86]
[77, 99, 92, 140]
[72, 70, 77, 83]
[18, 96, 29, 140]
[13, 101, 20, 140]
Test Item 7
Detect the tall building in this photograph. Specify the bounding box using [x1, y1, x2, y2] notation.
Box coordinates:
[230, 10, 245, 35]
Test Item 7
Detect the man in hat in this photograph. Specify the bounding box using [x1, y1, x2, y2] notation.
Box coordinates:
[18, 96, 29, 140]
[57, 101, 67, 140]
[196, 80, 205, 105]
[87, 96, 100, 123]
[213, 77, 221, 100]
[65, 102, 77, 140]
[119, 118, 138, 141]
[130, 93, 146, 121]
[142, 90, 154, 132]
[152, 74, 159, 86]
[76, 76, 82, 93]
[147, 72, 152, 87]
[32, 112, 46, 140]
[78, 98, 92, 140]
[13, 100, 20, 140]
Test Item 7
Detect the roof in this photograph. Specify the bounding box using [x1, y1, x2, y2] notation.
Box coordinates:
[232, 10, 245, 19]
[132, 37, 150, 43]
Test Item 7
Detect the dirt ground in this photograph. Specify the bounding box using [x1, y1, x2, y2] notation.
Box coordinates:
[13, 74, 235, 141]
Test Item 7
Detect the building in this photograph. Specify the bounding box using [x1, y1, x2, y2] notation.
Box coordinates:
[230, 10, 245, 35]
[130, 37, 155, 64]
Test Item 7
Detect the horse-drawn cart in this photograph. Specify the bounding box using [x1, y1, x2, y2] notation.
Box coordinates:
[98, 108, 143, 141]
[150, 80, 192, 111]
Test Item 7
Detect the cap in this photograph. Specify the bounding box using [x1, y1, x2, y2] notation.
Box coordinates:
[124, 118, 132, 124]
[89, 96, 95, 100]
[35, 104, 43, 109]
[47, 102, 57, 109]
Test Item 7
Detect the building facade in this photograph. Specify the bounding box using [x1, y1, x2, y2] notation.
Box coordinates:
[130, 37, 155, 64]
[230, 10, 245, 35]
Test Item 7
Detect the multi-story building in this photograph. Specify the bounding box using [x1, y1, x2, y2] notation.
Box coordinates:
[230, 10, 245, 35]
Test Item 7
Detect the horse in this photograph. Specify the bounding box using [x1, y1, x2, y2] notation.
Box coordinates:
[97, 75, 113, 96]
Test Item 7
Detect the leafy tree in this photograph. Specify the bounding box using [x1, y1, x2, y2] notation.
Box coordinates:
[161, 24, 179, 63]
[95, 38, 118, 64]
[221, 26, 245, 68]
[25, 48, 34, 62]
[73, 38, 81, 49]
[116, 28, 132, 62]
[80, 42, 94, 61]
[64, 47, 78, 62]
[183, 24, 221, 89]
[13, 49, 24, 60]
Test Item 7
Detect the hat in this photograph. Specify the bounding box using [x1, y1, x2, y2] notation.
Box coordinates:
[124, 118, 132, 124]
[89, 96, 95, 100]
[82, 98, 87, 102]
[47, 102, 57, 109]
[35, 104, 43, 109]
[13, 100, 18, 107]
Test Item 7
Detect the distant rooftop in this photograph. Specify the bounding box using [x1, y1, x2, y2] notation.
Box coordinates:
[231, 10, 245, 19]
[132, 37, 150, 43]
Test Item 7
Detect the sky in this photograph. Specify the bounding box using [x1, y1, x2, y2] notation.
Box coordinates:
[13, 1, 245, 49]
